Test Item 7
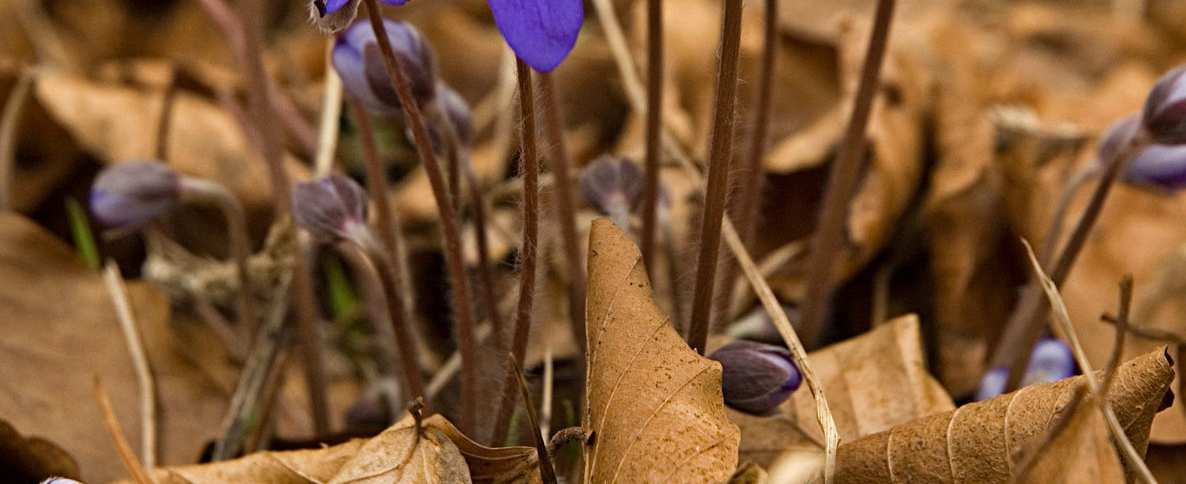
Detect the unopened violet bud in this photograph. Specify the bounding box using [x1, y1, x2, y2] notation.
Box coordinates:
[89, 162, 180, 230]
[332, 19, 437, 115]
[292, 174, 370, 243]
[1099, 114, 1186, 191]
[975, 339, 1076, 400]
[1142, 66, 1186, 145]
[580, 155, 644, 229]
[487, 0, 584, 73]
[310, 0, 409, 33]
[709, 340, 802, 415]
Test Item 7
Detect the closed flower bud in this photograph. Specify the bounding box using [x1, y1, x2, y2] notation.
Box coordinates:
[292, 175, 370, 243]
[975, 339, 1075, 401]
[709, 340, 802, 415]
[1142, 66, 1186, 145]
[1099, 114, 1186, 191]
[579, 155, 644, 229]
[332, 19, 437, 115]
[89, 162, 180, 230]
[310, 0, 409, 33]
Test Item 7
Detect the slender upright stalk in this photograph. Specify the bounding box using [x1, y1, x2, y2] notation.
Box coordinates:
[714, 0, 780, 330]
[156, 69, 178, 161]
[493, 59, 541, 444]
[335, 240, 424, 403]
[687, 0, 746, 355]
[994, 131, 1149, 391]
[179, 178, 256, 344]
[238, 0, 329, 435]
[360, 0, 478, 431]
[0, 70, 33, 212]
[536, 72, 586, 357]
[641, 0, 664, 272]
[799, 0, 897, 348]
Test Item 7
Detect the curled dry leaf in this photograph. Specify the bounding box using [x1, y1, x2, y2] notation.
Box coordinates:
[835, 348, 1174, 483]
[729, 314, 954, 467]
[0, 213, 230, 483]
[1018, 399, 1125, 484]
[134, 413, 541, 484]
[583, 219, 740, 483]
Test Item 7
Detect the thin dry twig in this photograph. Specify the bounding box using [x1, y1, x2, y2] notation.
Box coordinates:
[687, 0, 745, 355]
[0, 69, 33, 211]
[315, 39, 344, 178]
[361, 0, 479, 431]
[154, 66, 178, 161]
[800, 0, 898, 348]
[94, 377, 153, 484]
[1021, 240, 1157, 484]
[592, 1, 838, 478]
[508, 353, 558, 484]
[102, 261, 157, 470]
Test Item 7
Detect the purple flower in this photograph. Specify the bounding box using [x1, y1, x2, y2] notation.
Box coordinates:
[292, 175, 371, 243]
[332, 19, 437, 114]
[709, 340, 802, 415]
[310, 0, 409, 33]
[1098, 114, 1186, 191]
[975, 339, 1076, 400]
[579, 155, 644, 229]
[89, 162, 180, 230]
[1143, 66, 1186, 145]
[486, 0, 584, 72]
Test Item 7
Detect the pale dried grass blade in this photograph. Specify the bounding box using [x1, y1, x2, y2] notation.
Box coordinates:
[102, 261, 157, 471]
[314, 39, 343, 178]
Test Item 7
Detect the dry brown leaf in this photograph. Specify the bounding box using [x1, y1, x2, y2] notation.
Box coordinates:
[0, 417, 80, 482]
[33, 70, 309, 213]
[0, 213, 230, 482]
[835, 348, 1174, 483]
[1019, 399, 1125, 484]
[583, 219, 740, 483]
[729, 314, 953, 467]
[136, 413, 540, 484]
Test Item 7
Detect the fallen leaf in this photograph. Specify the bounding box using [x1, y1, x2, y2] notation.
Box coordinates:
[1019, 399, 1125, 484]
[0, 213, 230, 482]
[729, 314, 953, 466]
[135, 413, 540, 484]
[583, 218, 740, 483]
[0, 417, 80, 482]
[834, 348, 1174, 483]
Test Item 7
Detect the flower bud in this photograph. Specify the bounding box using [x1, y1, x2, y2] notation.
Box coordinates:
[1142, 66, 1186, 145]
[310, 0, 409, 33]
[579, 155, 644, 228]
[1099, 114, 1186, 191]
[292, 175, 370, 243]
[332, 18, 437, 115]
[89, 162, 180, 230]
[975, 338, 1075, 401]
[709, 340, 802, 415]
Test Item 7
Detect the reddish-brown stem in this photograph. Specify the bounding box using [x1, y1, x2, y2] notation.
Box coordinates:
[493, 58, 541, 445]
[994, 132, 1149, 391]
[346, 98, 425, 402]
[641, 0, 663, 272]
[537, 72, 587, 357]
[508, 353, 558, 484]
[799, 0, 897, 348]
[687, 0, 745, 355]
[360, 0, 478, 431]
[236, 0, 329, 435]
[713, 0, 779, 330]
[464, 163, 504, 348]
[155, 68, 177, 160]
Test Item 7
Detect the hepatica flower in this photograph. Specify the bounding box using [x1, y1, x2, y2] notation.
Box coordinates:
[90, 162, 181, 230]
[1100, 114, 1186, 192]
[333, 19, 438, 115]
[320, 0, 582, 73]
[709, 340, 802, 415]
[292, 175, 372, 244]
[975, 339, 1075, 401]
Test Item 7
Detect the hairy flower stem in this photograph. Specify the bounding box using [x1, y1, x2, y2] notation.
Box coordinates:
[178, 178, 256, 344]
[799, 0, 897, 348]
[361, 0, 478, 431]
[332, 242, 403, 412]
[346, 98, 424, 402]
[641, 0, 664, 272]
[536, 72, 587, 357]
[993, 132, 1150, 391]
[714, 0, 779, 330]
[493, 58, 541, 445]
[238, 0, 329, 435]
[687, 0, 745, 355]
